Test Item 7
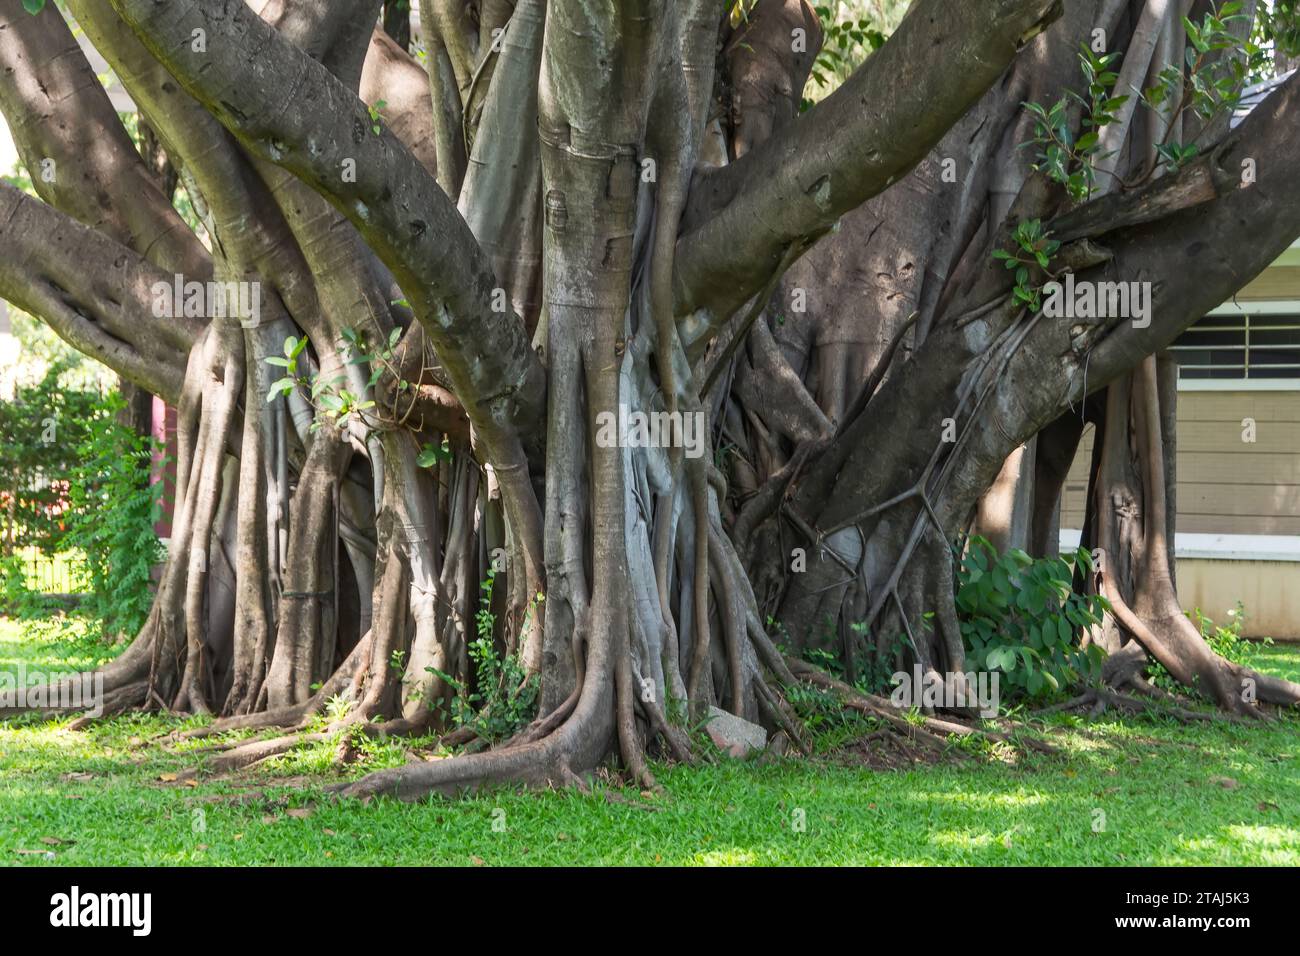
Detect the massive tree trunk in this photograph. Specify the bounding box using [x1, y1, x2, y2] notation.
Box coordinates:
[1, 0, 1298, 800]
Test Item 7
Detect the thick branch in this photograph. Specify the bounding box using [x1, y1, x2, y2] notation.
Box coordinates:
[0, 182, 186, 401]
[110, 0, 547, 471]
[1083, 71, 1300, 386]
[0, 2, 209, 349]
[674, 0, 1063, 326]
[258, 0, 382, 91]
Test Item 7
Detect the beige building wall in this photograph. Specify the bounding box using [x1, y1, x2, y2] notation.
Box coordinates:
[1059, 386, 1300, 639]
[1061, 391, 1300, 535]
[1176, 560, 1300, 641]
[1060, 255, 1300, 639]
[1238, 265, 1300, 300]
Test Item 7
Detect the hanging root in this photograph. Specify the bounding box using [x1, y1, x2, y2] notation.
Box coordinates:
[1085, 359, 1300, 716]
[615, 617, 658, 791]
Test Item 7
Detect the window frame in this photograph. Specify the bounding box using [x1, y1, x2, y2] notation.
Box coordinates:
[1172, 300, 1300, 391]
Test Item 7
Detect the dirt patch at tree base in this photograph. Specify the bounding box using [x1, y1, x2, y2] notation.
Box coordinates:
[823, 731, 970, 772]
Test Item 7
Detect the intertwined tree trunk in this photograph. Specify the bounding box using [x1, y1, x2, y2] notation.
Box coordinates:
[1, 0, 1297, 800]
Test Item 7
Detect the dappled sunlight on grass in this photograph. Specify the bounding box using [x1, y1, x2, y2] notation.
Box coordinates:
[928, 828, 996, 850]
[910, 787, 1051, 809]
[1219, 823, 1300, 849]
[689, 847, 760, 866]
[1156, 825, 1300, 866]
[0, 616, 119, 674]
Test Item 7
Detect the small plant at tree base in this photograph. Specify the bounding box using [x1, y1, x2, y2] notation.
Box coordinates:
[324, 693, 354, 724]
[784, 681, 871, 745]
[426, 570, 539, 743]
[955, 536, 1108, 701]
[848, 624, 911, 697]
[778, 613, 906, 699]
[798, 644, 843, 679]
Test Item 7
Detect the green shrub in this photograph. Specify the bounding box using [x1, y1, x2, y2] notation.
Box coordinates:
[0, 552, 48, 618]
[955, 536, 1108, 701]
[848, 626, 911, 697]
[62, 393, 165, 642]
[782, 680, 879, 751]
[0, 376, 163, 649]
[0, 361, 103, 553]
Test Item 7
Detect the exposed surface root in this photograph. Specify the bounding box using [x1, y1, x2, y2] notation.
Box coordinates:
[328, 737, 572, 802]
[785, 657, 1058, 756]
[177, 732, 333, 779]
[1031, 687, 1251, 724]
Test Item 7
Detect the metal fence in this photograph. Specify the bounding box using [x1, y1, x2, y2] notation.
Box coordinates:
[5, 550, 86, 595]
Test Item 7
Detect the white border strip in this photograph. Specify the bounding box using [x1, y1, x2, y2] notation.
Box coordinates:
[1207, 299, 1300, 316]
[1177, 378, 1300, 391]
[1060, 529, 1300, 562]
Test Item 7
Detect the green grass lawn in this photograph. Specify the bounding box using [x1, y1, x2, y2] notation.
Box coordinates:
[1, 617, 1297, 866]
